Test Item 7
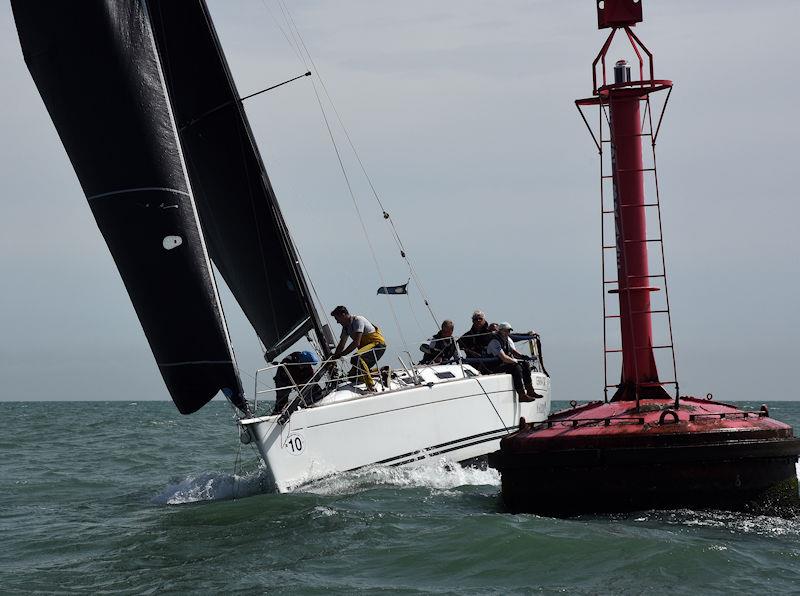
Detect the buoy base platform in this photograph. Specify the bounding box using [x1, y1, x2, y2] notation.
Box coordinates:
[489, 397, 800, 516]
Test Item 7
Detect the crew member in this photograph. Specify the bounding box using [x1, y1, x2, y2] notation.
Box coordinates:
[458, 310, 492, 358]
[331, 305, 386, 389]
[420, 319, 457, 364]
[271, 350, 321, 415]
[486, 322, 542, 402]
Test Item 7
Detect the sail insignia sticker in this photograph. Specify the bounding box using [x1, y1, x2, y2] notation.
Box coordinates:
[163, 235, 183, 250]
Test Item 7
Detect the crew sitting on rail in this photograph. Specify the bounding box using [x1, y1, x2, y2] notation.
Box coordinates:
[272, 350, 321, 415]
[420, 319, 457, 364]
[331, 305, 387, 390]
[486, 322, 542, 402]
[458, 310, 492, 358]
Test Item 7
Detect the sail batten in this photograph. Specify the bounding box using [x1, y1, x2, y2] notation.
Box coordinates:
[147, 0, 323, 359]
[12, 0, 245, 414]
[87, 187, 190, 201]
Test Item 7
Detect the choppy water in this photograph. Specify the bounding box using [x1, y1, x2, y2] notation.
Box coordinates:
[2, 400, 800, 594]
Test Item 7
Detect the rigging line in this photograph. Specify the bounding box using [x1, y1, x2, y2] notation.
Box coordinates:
[473, 377, 514, 434]
[281, 13, 436, 326]
[256, 132, 336, 337]
[180, 71, 310, 132]
[275, 1, 409, 352]
[260, 0, 305, 65]
[276, 0, 309, 70]
[215, 10, 325, 358]
[278, 1, 438, 327]
[232, 435, 243, 501]
[282, 4, 437, 326]
[404, 279, 426, 337]
[255, 0, 336, 361]
[307, 72, 410, 352]
[296, 249, 334, 337]
[240, 71, 311, 103]
[185, 4, 285, 360]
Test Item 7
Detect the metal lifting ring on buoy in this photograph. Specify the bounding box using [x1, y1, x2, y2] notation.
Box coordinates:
[570, 400, 578, 408]
[706, 393, 713, 401]
[659, 409, 679, 425]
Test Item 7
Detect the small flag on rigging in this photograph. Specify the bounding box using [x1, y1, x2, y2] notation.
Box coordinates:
[377, 281, 409, 295]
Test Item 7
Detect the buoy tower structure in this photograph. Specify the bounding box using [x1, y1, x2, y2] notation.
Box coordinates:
[489, 0, 800, 516]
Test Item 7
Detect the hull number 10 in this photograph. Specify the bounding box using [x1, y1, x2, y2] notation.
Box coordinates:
[284, 434, 304, 455]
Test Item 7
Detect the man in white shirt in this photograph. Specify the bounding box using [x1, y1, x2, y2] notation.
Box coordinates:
[331, 305, 386, 388]
[486, 322, 541, 402]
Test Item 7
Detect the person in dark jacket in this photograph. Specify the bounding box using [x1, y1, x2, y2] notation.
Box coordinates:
[458, 310, 492, 358]
[271, 350, 321, 414]
[485, 322, 542, 402]
[420, 320, 457, 364]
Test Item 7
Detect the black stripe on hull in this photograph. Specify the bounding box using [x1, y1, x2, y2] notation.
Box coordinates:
[383, 428, 513, 467]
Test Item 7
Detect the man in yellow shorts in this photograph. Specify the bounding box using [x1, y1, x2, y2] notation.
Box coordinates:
[331, 305, 387, 389]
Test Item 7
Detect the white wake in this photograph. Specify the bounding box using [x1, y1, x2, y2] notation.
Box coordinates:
[302, 457, 500, 496]
[154, 457, 500, 504]
[152, 468, 269, 505]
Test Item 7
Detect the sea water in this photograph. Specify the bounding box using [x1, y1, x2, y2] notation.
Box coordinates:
[2, 400, 800, 594]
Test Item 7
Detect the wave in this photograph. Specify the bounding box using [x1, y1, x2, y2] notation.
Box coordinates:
[636, 508, 800, 536]
[302, 457, 500, 496]
[152, 458, 798, 506]
[152, 468, 270, 505]
[153, 457, 499, 504]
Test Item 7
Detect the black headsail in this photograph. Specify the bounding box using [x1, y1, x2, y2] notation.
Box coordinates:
[11, 0, 246, 414]
[146, 0, 329, 360]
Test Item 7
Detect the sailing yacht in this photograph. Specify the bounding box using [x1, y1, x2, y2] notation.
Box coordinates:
[12, 0, 552, 492]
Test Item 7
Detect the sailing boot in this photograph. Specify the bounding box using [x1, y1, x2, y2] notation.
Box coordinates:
[524, 383, 543, 400]
[518, 391, 535, 403]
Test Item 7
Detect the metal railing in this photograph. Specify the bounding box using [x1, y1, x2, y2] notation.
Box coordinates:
[252, 345, 409, 418]
[250, 329, 546, 421]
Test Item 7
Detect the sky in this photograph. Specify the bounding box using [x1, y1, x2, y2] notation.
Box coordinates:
[1, 0, 798, 404]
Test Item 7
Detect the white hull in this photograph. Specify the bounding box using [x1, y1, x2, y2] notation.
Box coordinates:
[239, 364, 551, 492]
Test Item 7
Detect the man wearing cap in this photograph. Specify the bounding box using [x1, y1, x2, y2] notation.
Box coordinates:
[486, 322, 542, 402]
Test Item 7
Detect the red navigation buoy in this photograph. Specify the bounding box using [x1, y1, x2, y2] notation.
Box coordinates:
[490, 0, 800, 516]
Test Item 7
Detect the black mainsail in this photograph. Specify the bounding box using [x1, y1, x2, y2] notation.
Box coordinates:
[11, 1, 246, 414]
[147, 0, 328, 360]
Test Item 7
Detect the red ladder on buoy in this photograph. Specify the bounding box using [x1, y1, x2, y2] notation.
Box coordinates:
[575, 0, 680, 410]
